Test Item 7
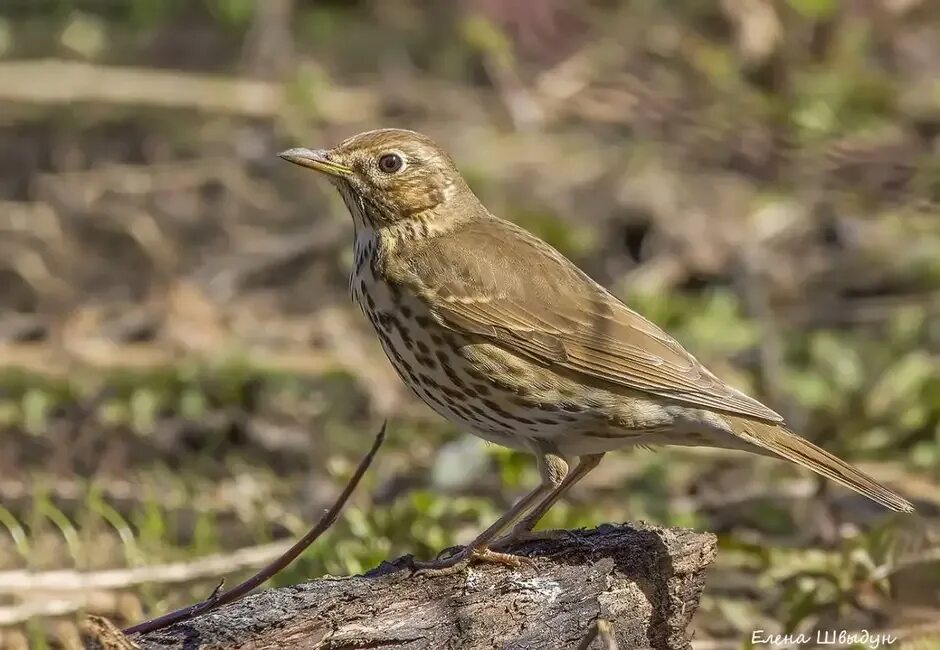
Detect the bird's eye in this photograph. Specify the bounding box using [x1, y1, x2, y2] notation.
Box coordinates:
[378, 153, 403, 174]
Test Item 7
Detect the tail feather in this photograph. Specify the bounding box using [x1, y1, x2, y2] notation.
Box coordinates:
[725, 416, 914, 513]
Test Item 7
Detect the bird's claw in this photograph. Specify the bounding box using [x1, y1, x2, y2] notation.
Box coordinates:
[410, 546, 535, 577]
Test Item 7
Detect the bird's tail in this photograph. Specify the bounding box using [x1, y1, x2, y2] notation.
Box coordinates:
[724, 415, 914, 512]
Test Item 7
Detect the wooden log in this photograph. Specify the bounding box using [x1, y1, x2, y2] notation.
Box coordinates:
[129, 523, 717, 650]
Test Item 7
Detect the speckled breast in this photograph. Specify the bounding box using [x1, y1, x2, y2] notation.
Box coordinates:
[349, 244, 641, 455]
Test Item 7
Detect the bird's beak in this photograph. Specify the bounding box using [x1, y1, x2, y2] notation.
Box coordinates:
[278, 148, 353, 178]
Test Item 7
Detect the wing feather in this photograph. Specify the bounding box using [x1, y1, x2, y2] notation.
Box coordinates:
[397, 217, 783, 423]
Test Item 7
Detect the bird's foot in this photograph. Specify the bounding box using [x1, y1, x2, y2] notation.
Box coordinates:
[410, 545, 535, 577]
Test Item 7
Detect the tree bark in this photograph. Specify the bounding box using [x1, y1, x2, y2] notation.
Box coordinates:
[130, 523, 717, 650]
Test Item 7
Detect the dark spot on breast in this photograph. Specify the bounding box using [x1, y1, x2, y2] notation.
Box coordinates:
[376, 328, 392, 347]
[473, 407, 508, 426]
[440, 385, 464, 400]
[377, 313, 392, 331]
[473, 383, 491, 396]
[584, 431, 635, 439]
[415, 340, 429, 354]
[388, 317, 411, 343]
[415, 354, 436, 368]
[440, 362, 463, 386]
[394, 366, 412, 384]
[421, 389, 447, 408]
[450, 402, 473, 418]
[401, 305, 413, 319]
[388, 343, 405, 364]
[430, 334, 445, 345]
[482, 398, 515, 419]
[488, 417, 515, 431]
[416, 316, 432, 328]
[397, 356, 414, 373]
[407, 385, 428, 402]
[467, 403, 486, 416]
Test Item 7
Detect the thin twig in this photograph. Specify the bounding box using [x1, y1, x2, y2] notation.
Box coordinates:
[122, 423, 387, 637]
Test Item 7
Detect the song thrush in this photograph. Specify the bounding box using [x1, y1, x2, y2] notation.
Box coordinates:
[280, 129, 913, 572]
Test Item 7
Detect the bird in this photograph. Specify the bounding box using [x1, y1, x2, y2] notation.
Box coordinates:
[279, 128, 914, 572]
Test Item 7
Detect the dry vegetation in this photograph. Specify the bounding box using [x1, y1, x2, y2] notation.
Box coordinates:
[1, 0, 939, 647]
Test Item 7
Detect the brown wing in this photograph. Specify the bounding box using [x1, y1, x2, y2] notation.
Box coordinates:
[396, 217, 783, 423]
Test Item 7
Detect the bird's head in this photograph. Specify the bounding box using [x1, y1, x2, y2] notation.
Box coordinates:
[279, 128, 467, 229]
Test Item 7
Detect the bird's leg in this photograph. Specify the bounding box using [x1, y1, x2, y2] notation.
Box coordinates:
[411, 452, 569, 576]
[494, 453, 604, 548]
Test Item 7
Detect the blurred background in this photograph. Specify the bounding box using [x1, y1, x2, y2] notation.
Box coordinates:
[1, 0, 939, 647]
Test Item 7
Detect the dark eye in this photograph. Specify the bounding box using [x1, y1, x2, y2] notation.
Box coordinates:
[378, 153, 403, 173]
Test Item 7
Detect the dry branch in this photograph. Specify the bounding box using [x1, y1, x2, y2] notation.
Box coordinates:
[0, 60, 280, 117]
[0, 599, 82, 627]
[0, 542, 293, 596]
[122, 424, 386, 636]
[126, 523, 717, 650]
[0, 60, 375, 121]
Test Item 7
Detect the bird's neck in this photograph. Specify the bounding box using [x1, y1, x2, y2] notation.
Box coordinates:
[376, 193, 482, 247]
[344, 184, 490, 285]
